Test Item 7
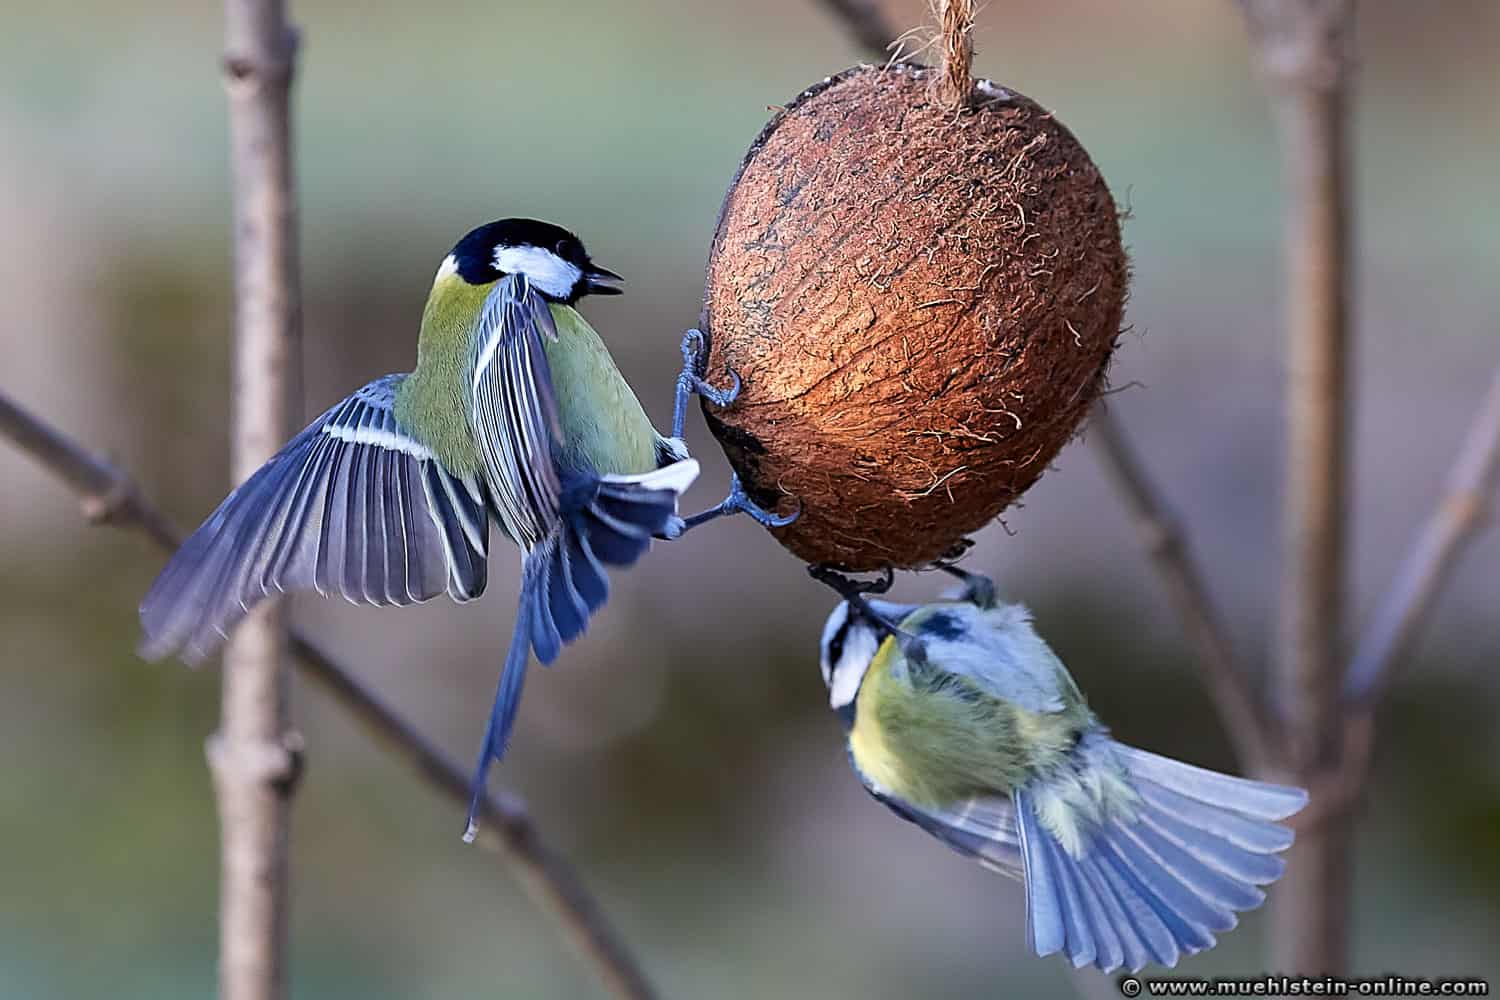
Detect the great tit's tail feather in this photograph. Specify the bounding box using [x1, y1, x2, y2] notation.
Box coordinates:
[464, 599, 535, 843]
[462, 459, 699, 842]
[1015, 738, 1307, 973]
[573, 459, 698, 565]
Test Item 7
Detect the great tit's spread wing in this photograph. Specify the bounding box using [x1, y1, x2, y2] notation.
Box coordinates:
[906, 603, 1068, 715]
[469, 275, 567, 552]
[140, 374, 489, 663]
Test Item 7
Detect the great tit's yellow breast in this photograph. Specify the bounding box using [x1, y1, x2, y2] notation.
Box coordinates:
[849, 633, 1084, 809]
[543, 305, 659, 476]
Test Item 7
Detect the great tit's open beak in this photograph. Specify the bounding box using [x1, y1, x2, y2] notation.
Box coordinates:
[585, 264, 624, 295]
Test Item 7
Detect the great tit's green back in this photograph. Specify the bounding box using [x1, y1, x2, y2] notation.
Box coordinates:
[849, 604, 1094, 810]
[396, 268, 659, 480]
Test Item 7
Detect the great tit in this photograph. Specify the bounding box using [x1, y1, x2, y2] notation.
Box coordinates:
[816, 568, 1307, 973]
[140, 218, 789, 840]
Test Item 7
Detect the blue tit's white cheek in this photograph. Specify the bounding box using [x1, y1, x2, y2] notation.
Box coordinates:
[828, 626, 879, 710]
[492, 245, 581, 298]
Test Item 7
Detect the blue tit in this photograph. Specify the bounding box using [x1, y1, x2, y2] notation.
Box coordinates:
[816, 570, 1307, 973]
[140, 218, 789, 840]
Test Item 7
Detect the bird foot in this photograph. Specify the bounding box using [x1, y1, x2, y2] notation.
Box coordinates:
[936, 562, 997, 609]
[671, 329, 740, 438]
[677, 473, 799, 532]
[808, 565, 926, 657]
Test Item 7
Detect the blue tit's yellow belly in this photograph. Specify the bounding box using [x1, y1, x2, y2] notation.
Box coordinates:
[848, 637, 1083, 809]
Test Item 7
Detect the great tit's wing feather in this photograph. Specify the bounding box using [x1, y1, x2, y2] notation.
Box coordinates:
[140, 375, 489, 663]
[469, 275, 567, 552]
[905, 603, 1068, 714]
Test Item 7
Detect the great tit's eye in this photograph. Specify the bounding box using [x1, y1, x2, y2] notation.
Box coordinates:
[554, 239, 569, 257]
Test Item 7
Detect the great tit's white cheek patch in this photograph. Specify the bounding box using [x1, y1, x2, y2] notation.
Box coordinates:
[493, 245, 581, 299]
[434, 254, 459, 282]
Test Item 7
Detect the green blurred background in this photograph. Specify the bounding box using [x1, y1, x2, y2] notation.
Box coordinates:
[2, 1, 1497, 997]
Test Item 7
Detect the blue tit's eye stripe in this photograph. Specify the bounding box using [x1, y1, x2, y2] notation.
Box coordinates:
[827, 620, 850, 668]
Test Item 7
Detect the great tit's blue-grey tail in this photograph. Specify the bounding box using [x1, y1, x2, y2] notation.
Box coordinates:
[1014, 733, 1306, 973]
[463, 459, 698, 842]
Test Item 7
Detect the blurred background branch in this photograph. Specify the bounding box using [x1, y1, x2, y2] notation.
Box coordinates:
[216, 0, 304, 995]
[815, 0, 901, 57]
[1236, 0, 1356, 975]
[1346, 365, 1500, 706]
[0, 390, 658, 1000]
[1088, 405, 1274, 772]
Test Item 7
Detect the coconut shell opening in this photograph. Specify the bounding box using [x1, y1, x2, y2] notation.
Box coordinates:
[701, 63, 1127, 570]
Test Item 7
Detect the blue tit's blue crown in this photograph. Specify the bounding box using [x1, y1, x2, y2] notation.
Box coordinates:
[448, 218, 621, 303]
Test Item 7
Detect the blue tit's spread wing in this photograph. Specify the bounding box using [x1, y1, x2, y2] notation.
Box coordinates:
[140, 375, 489, 663]
[905, 603, 1067, 714]
[856, 759, 1023, 877]
[469, 275, 567, 552]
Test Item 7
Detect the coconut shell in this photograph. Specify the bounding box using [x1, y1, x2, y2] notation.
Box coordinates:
[700, 63, 1127, 570]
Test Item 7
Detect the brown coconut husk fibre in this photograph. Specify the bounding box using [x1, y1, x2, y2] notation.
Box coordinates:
[701, 63, 1128, 570]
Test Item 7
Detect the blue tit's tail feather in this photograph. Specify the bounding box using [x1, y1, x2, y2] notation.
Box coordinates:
[1015, 734, 1306, 973]
[463, 458, 698, 841]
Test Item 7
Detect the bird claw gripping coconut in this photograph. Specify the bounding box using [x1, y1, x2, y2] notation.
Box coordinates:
[700, 63, 1128, 571]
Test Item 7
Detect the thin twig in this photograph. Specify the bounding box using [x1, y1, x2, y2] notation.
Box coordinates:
[816, 0, 899, 57]
[1345, 364, 1500, 706]
[1089, 406, 1275, 772]
[0, 392, 181, 552]
[218, 2, 303, 995]
[0, 390, 657, 999]
[1237, 0, 1357, 976]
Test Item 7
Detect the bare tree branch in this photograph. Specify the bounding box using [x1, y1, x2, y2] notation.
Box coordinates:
[1088, 406, 1275, 771]
[1236, 0, 1357, 976]
[0, 391, 658, 998]
[0, 392, 182, 551]
[217, 2, 304, 995]
[815, 0, 899, 57]
[1346, 365, 1500, 706]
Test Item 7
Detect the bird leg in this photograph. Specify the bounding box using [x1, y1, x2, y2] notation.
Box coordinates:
[671, 328, 739, 439]
[807, 565, 928, 663]
[935, 561, 997, 609]
[657, 329, 799, 537]
[669, 473, 799, 535]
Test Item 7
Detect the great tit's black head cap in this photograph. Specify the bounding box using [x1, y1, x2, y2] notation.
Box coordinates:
[448, 218, 622, 303]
